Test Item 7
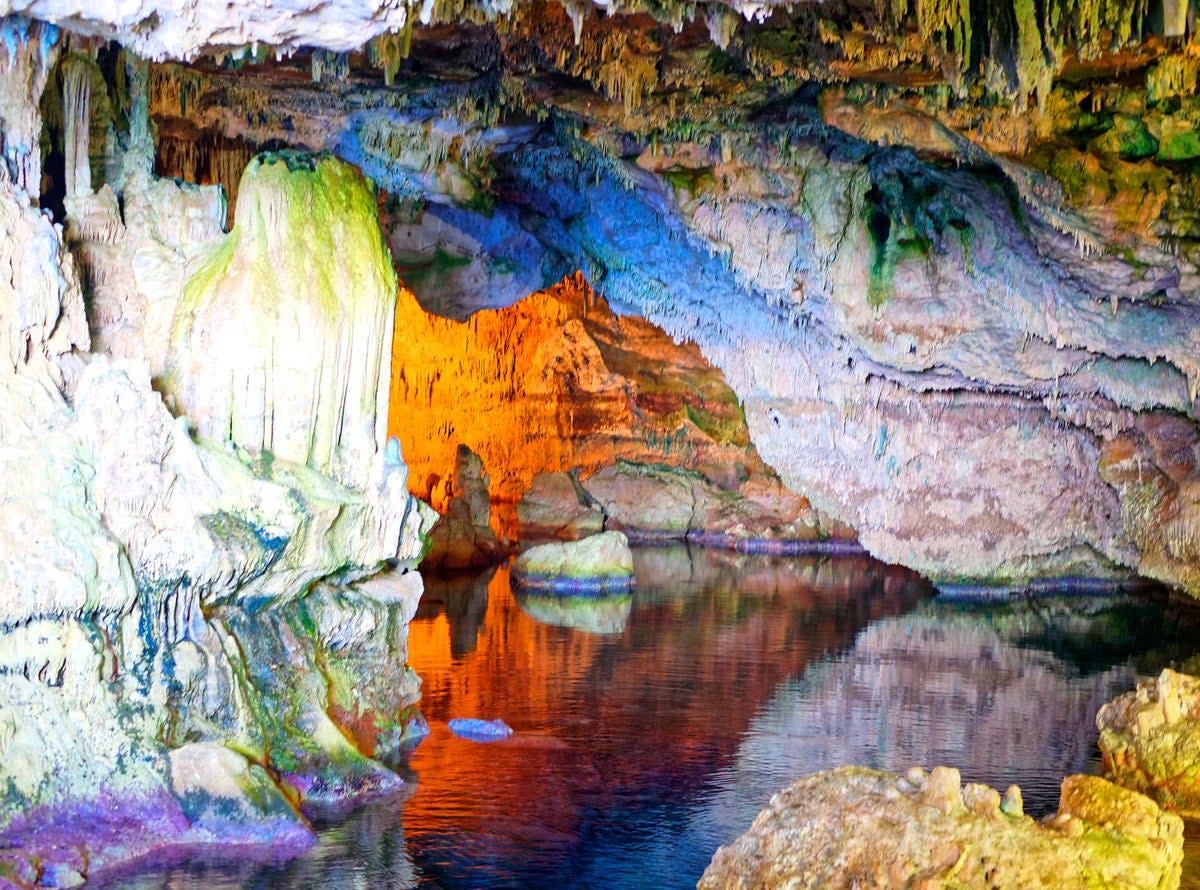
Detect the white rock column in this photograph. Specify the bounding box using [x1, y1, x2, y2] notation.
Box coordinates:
[0, 18, 58, 197]
[61, 54, 93, 199]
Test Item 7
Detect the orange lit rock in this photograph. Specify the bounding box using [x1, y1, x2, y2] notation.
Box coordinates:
[388, 272, 781, 533]
[422, 444, 507, 572]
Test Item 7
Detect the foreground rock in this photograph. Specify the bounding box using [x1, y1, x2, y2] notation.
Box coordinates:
[511, 531, 634, 591]
[699, 766, 1183, 890]
[0, 69, 434, 882]
[1098, 669, 1200, 818]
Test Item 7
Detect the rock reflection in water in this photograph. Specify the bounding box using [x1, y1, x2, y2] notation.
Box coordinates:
[413, 569, 494, 657]
[516, 592, 634, 634]
[94, 548, 1200, 890]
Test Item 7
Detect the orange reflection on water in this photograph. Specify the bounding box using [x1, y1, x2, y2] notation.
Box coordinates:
[399, 549, 931, 877]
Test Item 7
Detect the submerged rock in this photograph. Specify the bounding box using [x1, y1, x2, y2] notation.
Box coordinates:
[511, 530, 635, 591]
[1098, 669, 1200, 818]
[448, 718, 514, 741]
[699, 766, 1183, 890]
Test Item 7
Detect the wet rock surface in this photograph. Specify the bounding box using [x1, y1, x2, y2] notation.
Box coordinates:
[421, 445, 507, 572]
[1099, 669, 1200, 819]
[511, 530, 635, 590]
[0, 78, 433, 882]
[699, 766, 1184, 890]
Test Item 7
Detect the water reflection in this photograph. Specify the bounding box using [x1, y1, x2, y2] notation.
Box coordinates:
[516, 592, 634, 634]
[98, 547, 1200, 890]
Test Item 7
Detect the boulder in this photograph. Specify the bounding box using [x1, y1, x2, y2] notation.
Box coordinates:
[169, 743, 312, 847]
[511, 531, 635, 591]
[516, 471, 604, 540]
[1098, 668, 1200, 817]
[571, 460, 858, 551]
[699, 766, 1183, 890]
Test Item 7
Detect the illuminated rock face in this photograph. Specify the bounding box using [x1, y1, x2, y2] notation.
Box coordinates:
[389, 273, 772, 522]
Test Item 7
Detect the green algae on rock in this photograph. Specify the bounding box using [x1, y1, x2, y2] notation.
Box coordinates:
[512, 530, 635, 590]
[699, 765, 1183, 890]
[167, 150, 398, 492]
[1098, 669, 1200, 819]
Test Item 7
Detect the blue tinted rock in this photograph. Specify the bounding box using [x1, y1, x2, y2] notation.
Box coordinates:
[448, 718, 513, 741]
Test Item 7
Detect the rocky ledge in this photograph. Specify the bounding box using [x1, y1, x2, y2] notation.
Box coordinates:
[1098, 668, 1200, 819]
[700, 766, 1183, 890]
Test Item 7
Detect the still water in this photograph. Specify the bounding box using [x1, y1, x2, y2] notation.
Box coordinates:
[101, 546, 1200, 889]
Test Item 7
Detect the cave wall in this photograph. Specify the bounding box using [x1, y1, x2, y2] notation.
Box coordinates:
[138, 34, 1200, 590]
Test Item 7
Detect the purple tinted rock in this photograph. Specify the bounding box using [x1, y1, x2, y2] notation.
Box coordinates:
[448, 718, 514, 741]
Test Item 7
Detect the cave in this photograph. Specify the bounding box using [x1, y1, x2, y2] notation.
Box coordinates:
[4, 0, 1200, 887]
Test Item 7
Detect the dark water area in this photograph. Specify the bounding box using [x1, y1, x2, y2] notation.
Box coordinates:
[100, 546, 1200, 889]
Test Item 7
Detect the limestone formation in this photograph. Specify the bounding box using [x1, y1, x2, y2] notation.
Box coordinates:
[166, 151, 397, 493]
[526, 460, 856, 551]
[517, 471, 605, 541]
[1098, 669, 1200, 818]
[422, 444, 507, 572]
[512, 530, 635, 590]
[0, 42, 435, 881]
[699, 767, 1184, 890]
[387, 274, 777, 525]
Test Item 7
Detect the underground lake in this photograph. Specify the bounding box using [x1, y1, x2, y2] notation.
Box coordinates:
[92, 548, 1200, 889]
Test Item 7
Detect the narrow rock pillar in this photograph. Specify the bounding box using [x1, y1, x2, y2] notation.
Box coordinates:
[62, 55, 93, 198]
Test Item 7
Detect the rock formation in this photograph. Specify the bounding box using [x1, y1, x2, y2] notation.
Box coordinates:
[699, 766, 1184, 890]
[387, 272, 779, 525]
[8, 0, 1200, 881]
[165, 150, 399, 492]
[117, 1, 1200, 594]
[1098, 669, 1200, 819]
[511, 530, 635, 590]
[421, 444, 507, 572]
[0, 28, 435, 883]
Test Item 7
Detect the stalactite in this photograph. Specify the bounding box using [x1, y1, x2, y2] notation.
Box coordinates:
[310, 50, 349, 84]
[61, 55, 92, 199]
[0, 16, 60, 196]
[367, 32, 407, 86]
[124, 53, 154, 179]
